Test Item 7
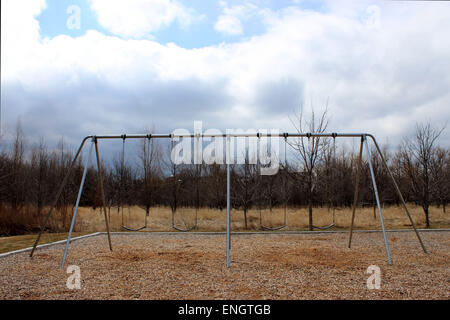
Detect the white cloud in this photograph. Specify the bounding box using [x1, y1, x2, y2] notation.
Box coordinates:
[1, 0, 46, 82]
[1, 0, 450, 148]
[214, 1, 258, 36]
[364, 5, 381, 30]
[88, 0, 198, 38]
[215, 14, 243, 35]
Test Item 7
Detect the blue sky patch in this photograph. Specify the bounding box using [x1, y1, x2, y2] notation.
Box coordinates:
[36, 0, 324, 48]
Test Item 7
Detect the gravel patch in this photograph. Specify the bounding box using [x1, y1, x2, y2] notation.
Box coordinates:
[0, 231, 448, 300]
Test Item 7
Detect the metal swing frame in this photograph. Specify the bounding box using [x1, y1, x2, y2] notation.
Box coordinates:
[120, 135, 148, 232]
[170, 136, 199, 232]
[29, 132, 427, 268]
[259, 135, 288, 231]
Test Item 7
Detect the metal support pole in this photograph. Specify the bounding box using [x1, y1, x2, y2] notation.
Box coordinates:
[61, 139, 95, 269]
[226, 136, 231, 267]
[94, 138, 113, 251]
[30, 136, 91, 258]
[368, 135, 428, 253]
[348, 136, 364, 248]
[364, 136, 392, 265]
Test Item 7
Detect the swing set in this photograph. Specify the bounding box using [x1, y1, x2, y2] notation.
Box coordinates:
[312, 135, 337, 230]
[28, 132, 428, 269]
[119, 135, 148, 231]
[259, 135, 288, 230]
[258, 134, 337, 230]
[119, 135, 199, 231]
[169, 136, 199, 231]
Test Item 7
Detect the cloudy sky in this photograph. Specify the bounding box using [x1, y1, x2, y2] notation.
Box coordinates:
[1, 0, 450, 150]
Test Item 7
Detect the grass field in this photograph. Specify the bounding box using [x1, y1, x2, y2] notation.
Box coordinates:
[0, 232, 89, 254]
[75, 204, 450, 232]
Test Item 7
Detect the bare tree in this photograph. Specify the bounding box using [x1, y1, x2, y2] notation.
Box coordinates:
[400, 122, 446, 228]
[205, 163, 226, 210]
[30, 137, 49, 217]
[54, 137, 76, 228]
[289, 105, 329, 230]
[139, 129, 162, 217]
[232, 149, 259, 229]
[161, 140, 182, 219]
[430, 147, 449, 213]
[10, 121, 26, 212]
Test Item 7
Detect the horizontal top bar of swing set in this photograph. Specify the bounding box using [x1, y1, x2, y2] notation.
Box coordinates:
[84, 133, 374, 140]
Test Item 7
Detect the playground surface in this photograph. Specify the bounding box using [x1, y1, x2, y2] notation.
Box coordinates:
[0, 231, 448, 300]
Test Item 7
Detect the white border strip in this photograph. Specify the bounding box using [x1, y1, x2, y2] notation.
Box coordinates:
[0, 232, 102, 258]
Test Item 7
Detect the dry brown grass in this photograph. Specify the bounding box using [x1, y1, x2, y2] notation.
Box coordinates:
[75, 204, 450, 233]
[0, 232, 88, 254]
[0, 204, 74, 236]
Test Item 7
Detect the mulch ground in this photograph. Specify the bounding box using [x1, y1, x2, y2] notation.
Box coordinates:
[0, 231, 448, 299]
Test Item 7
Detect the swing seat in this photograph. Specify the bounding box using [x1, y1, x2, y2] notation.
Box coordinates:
[120, 135, 148, 231]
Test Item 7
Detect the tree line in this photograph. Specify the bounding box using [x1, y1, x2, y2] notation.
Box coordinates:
[0, 120, 448, 235]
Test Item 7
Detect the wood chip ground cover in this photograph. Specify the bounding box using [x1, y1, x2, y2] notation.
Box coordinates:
[0, 232, 448, 299]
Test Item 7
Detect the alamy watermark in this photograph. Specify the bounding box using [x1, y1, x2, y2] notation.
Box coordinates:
[66, 5, 81, 30]
[66, 265, 81, 290]
[170, 121, 280, 175]
[366, 265, 381, 290]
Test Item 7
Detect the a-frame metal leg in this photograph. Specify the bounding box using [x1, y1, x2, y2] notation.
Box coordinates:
[94, 138, 113, 252]
[61, 139, 95, 269]
[348, 136, 364, 248]
[226, 136, 231, 267]
[364, 136, 392, 265]
[368, 135, 427, 254]
[30, 137, 91, 258]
